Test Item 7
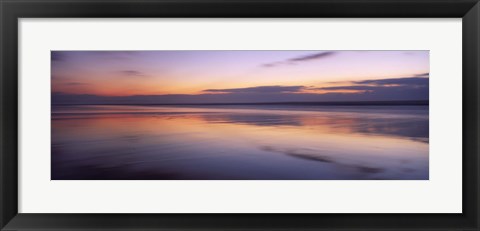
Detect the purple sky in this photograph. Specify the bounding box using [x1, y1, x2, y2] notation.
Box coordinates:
[52, 50, 429, 104]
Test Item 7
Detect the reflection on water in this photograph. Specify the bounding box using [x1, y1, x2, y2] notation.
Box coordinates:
[52, 105, 429, 180]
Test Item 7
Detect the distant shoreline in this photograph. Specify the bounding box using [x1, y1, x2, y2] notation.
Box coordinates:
[52, 100, 428, 106]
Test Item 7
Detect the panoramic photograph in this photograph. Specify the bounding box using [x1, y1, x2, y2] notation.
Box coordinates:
[51, 50, 429, 180]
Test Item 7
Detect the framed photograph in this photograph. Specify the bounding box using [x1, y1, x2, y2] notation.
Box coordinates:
[1, 0, 479, 230]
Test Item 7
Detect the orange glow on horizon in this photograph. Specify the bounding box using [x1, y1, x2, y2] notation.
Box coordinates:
[52, 51, 429, 100]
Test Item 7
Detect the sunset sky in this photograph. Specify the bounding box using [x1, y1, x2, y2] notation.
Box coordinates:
[51, 50, 429, 104]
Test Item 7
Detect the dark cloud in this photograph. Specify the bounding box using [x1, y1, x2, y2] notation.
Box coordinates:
[118, 70, 147, 77]
[52, 76, 428, 105]
[318, 85, 383, 91]
[353, 77, 428, 87]
[51, 51, 66, 62]
[262, 51, 336, 68]
[52, 51, 137, 62]
[203, 85, 306, 94]
[53, 51, 137, 62]
[288, 52, 336, 62]
[318, 76, 428, 94]
[415, 72, 429, 77]
[52, 90, 428, 105]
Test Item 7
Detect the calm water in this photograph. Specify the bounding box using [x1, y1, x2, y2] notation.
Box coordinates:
[51, 105, 429, 180]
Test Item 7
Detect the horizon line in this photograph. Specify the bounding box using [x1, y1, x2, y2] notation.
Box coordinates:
[52, 100, 429, 106]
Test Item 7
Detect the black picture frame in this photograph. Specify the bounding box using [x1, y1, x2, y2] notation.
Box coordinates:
[1, 0, 479, 230]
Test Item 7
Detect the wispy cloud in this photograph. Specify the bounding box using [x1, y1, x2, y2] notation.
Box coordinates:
[117, 70, 147, 77]
[261, 62, 284, 68]
[288, 52, 336, 62]
[261, 51, 336, 68]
